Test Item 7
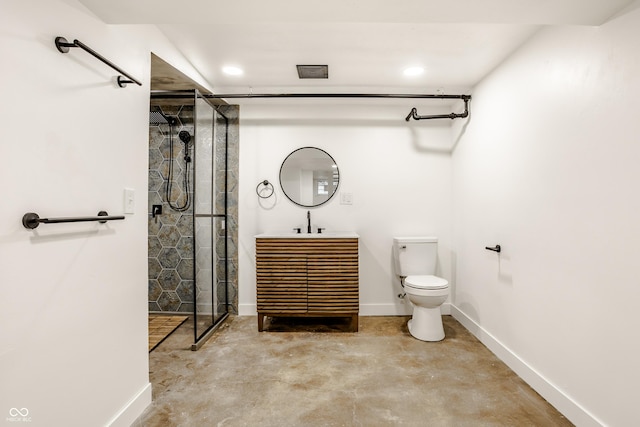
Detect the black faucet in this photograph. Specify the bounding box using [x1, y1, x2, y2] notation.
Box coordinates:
[307, 210, 311, 234]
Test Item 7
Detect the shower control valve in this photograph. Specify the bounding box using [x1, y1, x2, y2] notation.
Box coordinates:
[152, 205, 163, 223]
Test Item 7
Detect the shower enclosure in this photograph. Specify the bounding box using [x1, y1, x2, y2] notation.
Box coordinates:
[149, 90, 232, 350]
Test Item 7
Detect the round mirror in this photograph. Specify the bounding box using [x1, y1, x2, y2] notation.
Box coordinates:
[279, 147, 339, 207]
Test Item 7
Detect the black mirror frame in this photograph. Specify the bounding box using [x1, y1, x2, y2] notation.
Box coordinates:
[279, 147, 340, 208]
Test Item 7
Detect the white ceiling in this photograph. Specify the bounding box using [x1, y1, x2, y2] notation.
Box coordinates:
[80, 0, 634, 96]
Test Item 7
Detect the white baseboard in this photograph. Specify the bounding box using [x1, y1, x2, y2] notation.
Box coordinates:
[359, 303, 411, 316]
[450, 305, 603, 427]
[107, 382, 152, 427]
[238, 303, 257, 316]
[238, 303, 451, 316]
[359, 302, 451, 316]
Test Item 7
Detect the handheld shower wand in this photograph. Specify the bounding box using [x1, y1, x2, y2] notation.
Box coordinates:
[179, 130, 192, 162]
[165, 127, 193, 212]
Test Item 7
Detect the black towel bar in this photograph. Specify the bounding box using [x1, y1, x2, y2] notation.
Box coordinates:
[22, 211, 125, 229]
[55, 36, 142, 87]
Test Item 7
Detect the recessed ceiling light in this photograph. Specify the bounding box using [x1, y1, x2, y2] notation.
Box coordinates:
[403, 66, 424, 77]
[222, 66, 243, 76]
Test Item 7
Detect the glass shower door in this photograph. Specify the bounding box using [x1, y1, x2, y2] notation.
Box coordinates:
[192, 91, 228, 349]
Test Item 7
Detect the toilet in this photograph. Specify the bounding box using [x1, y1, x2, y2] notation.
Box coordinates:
[393, 237, 449, 341]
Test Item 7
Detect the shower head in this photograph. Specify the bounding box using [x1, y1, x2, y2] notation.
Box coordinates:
[149, 106, 177, 126]
[179, 130, 192, 145]
[149, 110, 167, 125]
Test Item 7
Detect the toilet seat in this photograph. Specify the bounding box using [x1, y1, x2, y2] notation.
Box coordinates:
[405, 275, 448, 290]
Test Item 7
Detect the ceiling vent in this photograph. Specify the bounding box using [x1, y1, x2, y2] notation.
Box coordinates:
[297, 65, 328, 79]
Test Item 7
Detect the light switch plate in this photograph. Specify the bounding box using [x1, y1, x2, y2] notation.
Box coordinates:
[124, 188, 135, 214]
[340, 192, 353, 205]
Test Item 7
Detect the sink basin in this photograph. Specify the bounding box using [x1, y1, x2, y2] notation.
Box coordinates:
[255, 232, 359, 239]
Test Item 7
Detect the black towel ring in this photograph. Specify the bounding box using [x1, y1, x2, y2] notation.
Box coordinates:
[256, 180, 274, 199]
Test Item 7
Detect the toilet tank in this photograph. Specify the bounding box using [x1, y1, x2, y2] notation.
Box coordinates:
[393, 237, 438, 276]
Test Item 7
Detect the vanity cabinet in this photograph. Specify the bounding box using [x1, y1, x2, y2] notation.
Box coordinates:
[255, 237, 359, 331]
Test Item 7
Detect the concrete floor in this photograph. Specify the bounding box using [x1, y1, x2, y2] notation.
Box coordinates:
[134, 315, 573, 427]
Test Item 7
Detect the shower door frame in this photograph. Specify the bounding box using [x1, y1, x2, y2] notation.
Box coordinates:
[191, 90, 229, 350]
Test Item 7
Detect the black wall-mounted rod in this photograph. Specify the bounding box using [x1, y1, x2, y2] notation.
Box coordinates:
[406, 97, 470, 121]
[55, 37, 142, 87]
[206, 93, 471, 100]
[204, 93, 472, 121]
[22, 211, 125, 230]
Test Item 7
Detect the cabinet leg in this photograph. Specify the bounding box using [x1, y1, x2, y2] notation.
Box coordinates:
[258, 314, 264, 332]
[350, 315, 359, 332]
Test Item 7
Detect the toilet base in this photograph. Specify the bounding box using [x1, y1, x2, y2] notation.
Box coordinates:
[408, 306, 445, 342]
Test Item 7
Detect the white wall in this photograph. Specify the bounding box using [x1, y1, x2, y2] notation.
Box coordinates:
[0, 1, 210, 425]
[451, 7, 640, 427]
[238, 103, 455, 316]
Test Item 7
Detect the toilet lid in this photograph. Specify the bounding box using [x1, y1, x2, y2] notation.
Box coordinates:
[405, 275, 448, 290]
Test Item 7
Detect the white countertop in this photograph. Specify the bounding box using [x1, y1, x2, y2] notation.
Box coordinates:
[255, 232, 359, 239]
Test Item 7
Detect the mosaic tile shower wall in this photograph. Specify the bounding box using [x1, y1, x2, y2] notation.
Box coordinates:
[148, 103, 239, 314]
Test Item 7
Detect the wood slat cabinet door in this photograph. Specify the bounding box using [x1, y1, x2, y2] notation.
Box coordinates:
[256, 255, 307, 313]
[307, 241, 359, 314]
